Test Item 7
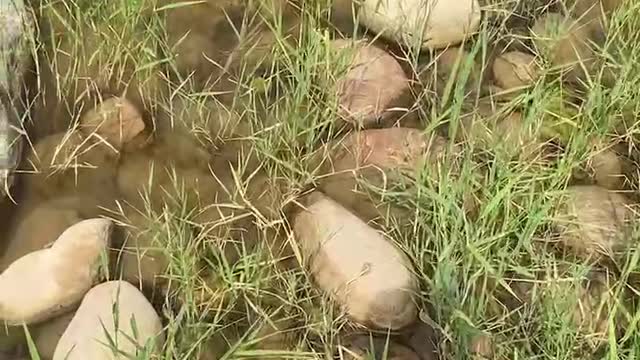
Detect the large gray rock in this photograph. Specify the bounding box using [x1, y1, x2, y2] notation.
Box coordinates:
[0, 0, 33, 198]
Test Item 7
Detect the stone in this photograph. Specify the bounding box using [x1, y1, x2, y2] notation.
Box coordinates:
[1, 196, 104, 265]
[359, 0, 482, 50]
[492, 51, 540, 90]
[340, 334, 421, 360]
[53, 281, 163, 360]
[0, 219, 112, 325]
[586, 140, 624, 190]
[32, 311, 76, 360]
[79, 97, 145, 149]
[553, 185, 633, 261]
[531, 13, 595, 83]
[0, 199, 83, 271]
[434, 47, 483, 97]
[469, 333, 493, 359]
[332, 39, 411, 128]
[293, 191, 417, 329]
[114, 211, 169, 291]
[317, 128, 463, 223]
[21, 132, 121, 206]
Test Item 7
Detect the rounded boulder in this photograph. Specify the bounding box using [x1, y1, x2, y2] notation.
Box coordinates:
[0, 219, 112, 325]
[293, 192, 418, 329]
[53, 281, 163, 360]
[359, 0, 481, 50]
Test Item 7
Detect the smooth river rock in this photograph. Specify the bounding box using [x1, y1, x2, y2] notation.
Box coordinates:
[332, 39, 410, 128]
[0, 219, 112, 325]
[53, 281, 163, 360]
[293, 191, 417, 329]
[359, 0, 481, 50]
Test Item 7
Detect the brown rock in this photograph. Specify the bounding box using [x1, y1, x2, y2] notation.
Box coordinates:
[79, 97, 145, 149]
[293, 192, 418, 329]
[586, 140, 624, 190]
[32, 311, 76, 360]
[492, 51, 540, 90]
[317, 128, 460, 223]
[554, 185, 633, 261]
[333, 39, 411, 128]
[340, 335, 420, 360]
[21, 132, 120, 205]
[531, 13, 595, 83]
[0, 198, 83, 271]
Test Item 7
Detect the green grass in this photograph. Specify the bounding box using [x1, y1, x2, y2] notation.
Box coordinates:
[3, 0, 640, 359]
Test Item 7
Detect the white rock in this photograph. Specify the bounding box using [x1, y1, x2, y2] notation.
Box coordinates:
[53, 281, 163, 360]
[0, 219, 112, 325]
[293, 192, 417, 329]
[359, 0, 482, 50]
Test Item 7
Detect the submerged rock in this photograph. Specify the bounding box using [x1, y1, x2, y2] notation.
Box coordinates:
[531, 13, 595, 83]
[32, 311, 76, 360]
